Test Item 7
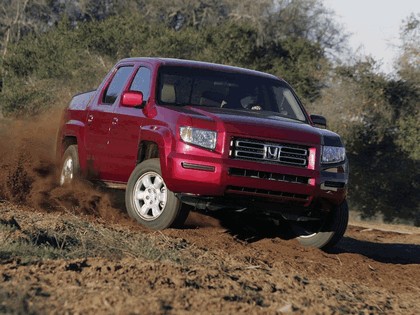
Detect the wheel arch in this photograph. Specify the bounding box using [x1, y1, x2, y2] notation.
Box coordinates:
[137, 141, 159, 164]
[57, 120, 87, 172]
[138, 125, 173, 175]
[62, 136, 78, 150]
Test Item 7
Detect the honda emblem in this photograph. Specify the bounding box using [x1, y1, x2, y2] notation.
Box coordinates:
[265, 145, 281, 160]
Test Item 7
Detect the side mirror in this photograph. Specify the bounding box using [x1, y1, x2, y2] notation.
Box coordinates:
[310, 114, 327, 128]
[121, 91, 144, 108]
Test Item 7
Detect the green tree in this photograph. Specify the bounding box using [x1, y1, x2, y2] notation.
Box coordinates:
[310, 19, 420, 224]
[394, 14, 420, 161]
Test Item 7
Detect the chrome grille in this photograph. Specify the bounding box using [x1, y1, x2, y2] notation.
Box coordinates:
[230, 138, 309, 167]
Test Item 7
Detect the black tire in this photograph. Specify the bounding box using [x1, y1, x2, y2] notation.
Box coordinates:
[170, 204, 192, 228]
[294, 200, 349, 250]
[59, 145, 80, 186]
[125, 158, 187, 230]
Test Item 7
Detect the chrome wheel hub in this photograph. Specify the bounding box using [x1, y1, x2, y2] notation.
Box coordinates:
[133, 172, 168, 221]
[60, 156, 74, 186]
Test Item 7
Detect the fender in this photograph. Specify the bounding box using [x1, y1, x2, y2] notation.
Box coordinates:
[139, 124, 174, 177]
[61, 119, 89, 173]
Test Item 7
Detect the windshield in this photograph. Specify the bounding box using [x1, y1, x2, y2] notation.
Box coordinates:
[157, 66, 307, 122]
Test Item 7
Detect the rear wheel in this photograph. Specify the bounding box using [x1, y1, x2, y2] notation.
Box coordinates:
[125, 158, 189, 230]
[59, 145, 80, 186]
[291, 201, 349, 250]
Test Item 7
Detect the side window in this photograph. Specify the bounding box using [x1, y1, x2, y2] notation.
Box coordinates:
[130, 67, 151, 102]
[102, 66, 134, 104]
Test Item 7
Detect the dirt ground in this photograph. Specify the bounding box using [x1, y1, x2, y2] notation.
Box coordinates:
[0, 200, 419, 315]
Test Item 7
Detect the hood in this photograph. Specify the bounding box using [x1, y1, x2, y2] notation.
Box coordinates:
[165, 105, 343, 146]
[180, 106, 342, 146]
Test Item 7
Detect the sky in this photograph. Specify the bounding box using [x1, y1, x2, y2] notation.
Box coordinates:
[323, 0, 420, 74]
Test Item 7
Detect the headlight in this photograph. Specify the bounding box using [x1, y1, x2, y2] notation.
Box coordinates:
[322, 146, 346, 164]
[180, 127, 217, 150]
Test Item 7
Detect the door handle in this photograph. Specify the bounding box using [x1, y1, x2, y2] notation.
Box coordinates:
[112, 117, 118, 125]
[87, 114, 94, 124]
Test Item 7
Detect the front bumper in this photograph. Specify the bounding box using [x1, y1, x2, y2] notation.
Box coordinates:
[164, 150, 348, 209]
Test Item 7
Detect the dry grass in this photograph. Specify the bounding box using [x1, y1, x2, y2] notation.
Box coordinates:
[0, 201, 184, 264]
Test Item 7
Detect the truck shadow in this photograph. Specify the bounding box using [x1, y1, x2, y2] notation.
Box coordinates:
[213, 211, 420, 265]
[331, 237, 420, 265]
[212, 211, 295, 241]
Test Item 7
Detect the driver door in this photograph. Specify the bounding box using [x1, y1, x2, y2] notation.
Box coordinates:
[84, 64, 135, 180]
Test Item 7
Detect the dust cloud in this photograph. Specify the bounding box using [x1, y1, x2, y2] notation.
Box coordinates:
[0, 109, 124, 223]
[0, 109, 225, 229]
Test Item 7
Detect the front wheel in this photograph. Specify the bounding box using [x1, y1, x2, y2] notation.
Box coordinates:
[125, 159, 189, 230]
[292, 201, 349, 250]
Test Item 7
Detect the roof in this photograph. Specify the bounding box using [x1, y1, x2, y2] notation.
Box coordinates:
[119, 57, 279, 80]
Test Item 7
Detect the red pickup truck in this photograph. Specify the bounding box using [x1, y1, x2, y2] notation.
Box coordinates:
[57, 58, 349, 249]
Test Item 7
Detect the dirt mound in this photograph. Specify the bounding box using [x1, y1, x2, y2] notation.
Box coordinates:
[0, 203, 419, 314]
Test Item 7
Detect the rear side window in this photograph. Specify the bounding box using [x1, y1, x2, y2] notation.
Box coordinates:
[102, 66, 134, 104]
[130, 67, 152, 102]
